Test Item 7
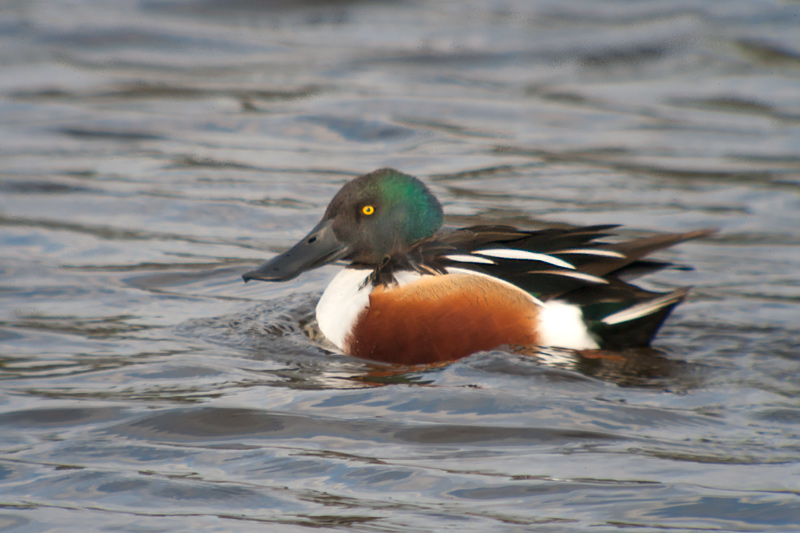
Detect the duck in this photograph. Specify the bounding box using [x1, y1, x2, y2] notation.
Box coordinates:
[243, 168, 713, 365]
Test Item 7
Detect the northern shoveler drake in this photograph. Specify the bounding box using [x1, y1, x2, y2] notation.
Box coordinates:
[243, 168, 714, 365]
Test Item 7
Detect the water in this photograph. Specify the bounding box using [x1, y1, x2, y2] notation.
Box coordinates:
[1, 0, 800, 531]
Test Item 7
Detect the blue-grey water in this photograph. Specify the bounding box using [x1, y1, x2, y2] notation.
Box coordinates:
[2, 1, 800, 531]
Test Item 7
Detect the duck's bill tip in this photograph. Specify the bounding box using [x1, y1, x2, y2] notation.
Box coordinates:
[242, 266, 297, 283]
[241, 219, 348, 284]
[241, 253, 313, 283]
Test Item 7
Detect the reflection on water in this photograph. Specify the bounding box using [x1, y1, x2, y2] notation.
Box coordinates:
[1, 0, 800, 531]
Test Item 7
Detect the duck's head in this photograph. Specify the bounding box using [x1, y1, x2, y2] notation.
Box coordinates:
[243, 168, 443, 282]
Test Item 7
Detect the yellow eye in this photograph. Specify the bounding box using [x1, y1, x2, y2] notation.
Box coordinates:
[362, 205, 375, 216]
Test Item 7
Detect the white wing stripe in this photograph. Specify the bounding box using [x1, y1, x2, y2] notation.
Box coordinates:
[601, 292, 682, 325]
[443, 254, 496, 265]
[528, 270, 608, 284]
[556, 249, 626, 258]
[474, 249, 575, 269]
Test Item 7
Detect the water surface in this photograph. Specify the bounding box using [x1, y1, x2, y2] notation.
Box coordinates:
[1, 0, 800, 531]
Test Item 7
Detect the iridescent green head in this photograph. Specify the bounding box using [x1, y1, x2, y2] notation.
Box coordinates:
[324, 168, 444, 264]
[243, 168, 443, 282]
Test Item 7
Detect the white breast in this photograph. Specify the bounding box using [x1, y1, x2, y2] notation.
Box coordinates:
[316, 269, 425, 351]
[315, 268, 373, 351]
